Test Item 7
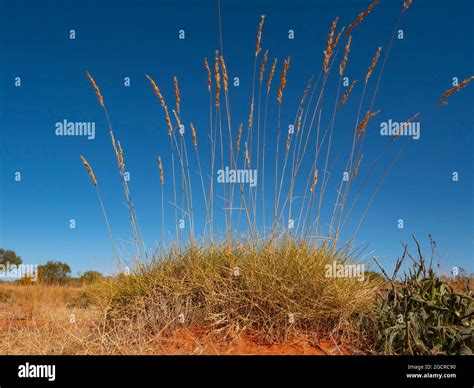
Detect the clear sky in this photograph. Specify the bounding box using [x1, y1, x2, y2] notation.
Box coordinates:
[0, 0, 472, 277]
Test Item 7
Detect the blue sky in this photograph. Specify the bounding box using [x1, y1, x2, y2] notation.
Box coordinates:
[0, 0, 472, 276]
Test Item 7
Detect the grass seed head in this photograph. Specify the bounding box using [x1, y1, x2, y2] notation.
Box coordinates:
[204, 58, 212, 93]
[346, 0, 379, 36]
[338, 79, 357, 109]
[80, 155, 97, 187]
[255, 15, 265, 57]
[259, 50, 268, 84]
[158, 156, 164, 185]
[190, 122, 198, 149]
[220, 56, 229, 93]
[365, 46, 382, 84]
[173, 76, 181, 115]
[339, 35, 352, 76]
[440, 76, 474, 101]
[323, 17, 338, 74]
[277, 57, 291, 104]
[214, 50, 221, 108]
[86, 72, 104, 107]
[267, 58, 277, 94]
[236, 122, 243, 152]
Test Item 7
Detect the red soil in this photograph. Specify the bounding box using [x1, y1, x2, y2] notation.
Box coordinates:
[153, 328, 351, 355]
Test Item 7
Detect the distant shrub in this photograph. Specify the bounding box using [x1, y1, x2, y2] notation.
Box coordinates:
[38, 261, 71, 284]
[80, 271, 103, 285]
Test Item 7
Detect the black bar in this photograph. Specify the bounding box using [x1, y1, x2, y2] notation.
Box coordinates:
[0, 356, 471, 387]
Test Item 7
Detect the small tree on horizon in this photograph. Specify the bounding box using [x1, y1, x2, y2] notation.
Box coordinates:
[80, 271, 103, 284]
[0, 249, 22, 266]
[38, 261, 72, 284]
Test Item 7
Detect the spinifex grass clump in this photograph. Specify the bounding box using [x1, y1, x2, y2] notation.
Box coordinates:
[362, 238, 473, 355]
[101, 240, 378, 344]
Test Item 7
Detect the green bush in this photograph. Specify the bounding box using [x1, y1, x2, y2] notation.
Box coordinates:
[362, 240, 473, 355]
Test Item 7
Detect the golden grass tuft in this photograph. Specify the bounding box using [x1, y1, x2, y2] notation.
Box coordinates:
[100, 241, 379, 345]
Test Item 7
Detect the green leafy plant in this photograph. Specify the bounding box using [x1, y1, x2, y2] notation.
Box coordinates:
[362, 236, 473, 355]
